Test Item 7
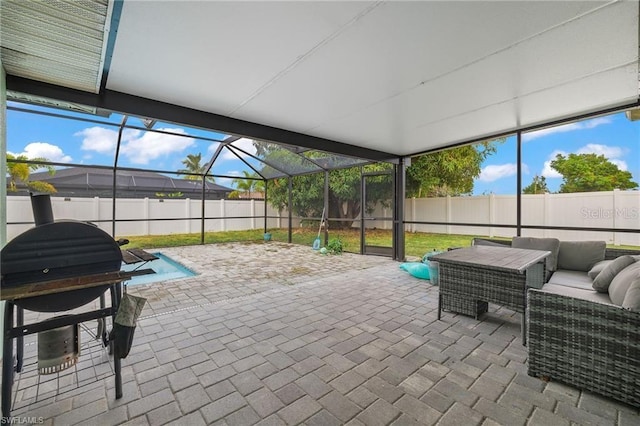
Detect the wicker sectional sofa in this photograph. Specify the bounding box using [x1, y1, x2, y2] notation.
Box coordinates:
[473, 237, 640, 408]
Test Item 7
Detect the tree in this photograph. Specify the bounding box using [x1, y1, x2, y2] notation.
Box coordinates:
[6, 154, 57, 193]
[523, 175, 549, 194]
[264, 162, 392, 229]
[177, 153, 214, 182]
[406, 140, 501, 197]
[229, 171, 266, 199]
[550, 153, 638, 193]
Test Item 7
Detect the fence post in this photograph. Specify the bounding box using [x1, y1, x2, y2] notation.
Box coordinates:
[446, 195, 452, 235]
[411, 197, 416, 233]
[185, 198, 190, 233]
[489, 194, 495, 237]
[93, 196, 100, 223]
[220, 199, 226, 232]
[543, 192, 550, 238]
[143, 197, 150, 235]
[278, 209, 282, 229]
[613, 189, 619, 246]
[251, 199, 256, 229]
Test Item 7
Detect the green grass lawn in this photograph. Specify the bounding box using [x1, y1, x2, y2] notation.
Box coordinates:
[119, 228, 639, 258]
[120, 228, 486, 258]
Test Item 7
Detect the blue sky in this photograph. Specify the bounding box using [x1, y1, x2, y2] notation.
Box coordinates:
[7, 103, 639, 194]
[473, 112, 640, 195]
[6, 103, 260, 189]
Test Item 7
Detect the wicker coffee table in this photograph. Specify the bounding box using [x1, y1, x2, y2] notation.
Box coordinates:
[432, 245, 549, 343]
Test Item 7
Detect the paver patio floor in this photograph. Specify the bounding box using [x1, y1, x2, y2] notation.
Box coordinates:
[6, 242, 640, 425]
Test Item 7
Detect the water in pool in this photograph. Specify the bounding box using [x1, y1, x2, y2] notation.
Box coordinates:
[122, 252, 196, 286]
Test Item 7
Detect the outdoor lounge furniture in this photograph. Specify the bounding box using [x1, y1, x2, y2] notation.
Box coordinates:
[474, 237, 640, 408]
[527, 283, 640, 409]
[433, 245, 549, 343]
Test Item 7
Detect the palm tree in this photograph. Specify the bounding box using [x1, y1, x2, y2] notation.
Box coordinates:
[230, 171, 264, 198]
[177, 153, 214, 182]
[232, 171, 256, 193]
[6, 154, 57, 193]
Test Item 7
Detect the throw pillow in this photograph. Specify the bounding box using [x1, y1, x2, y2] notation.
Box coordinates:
[557, 241, 606, 272]
[608, 261, 640, 306]
[588, 260, 612, 279]
[622, 275, 640, 311]
[592, 255, 636, 292]
[512, 237, 560, 271]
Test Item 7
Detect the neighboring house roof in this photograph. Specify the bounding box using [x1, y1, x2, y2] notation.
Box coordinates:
[20, 167, 233, 198]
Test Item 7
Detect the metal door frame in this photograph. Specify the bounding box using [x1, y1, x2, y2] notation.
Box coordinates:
[360, 171, 395, 257]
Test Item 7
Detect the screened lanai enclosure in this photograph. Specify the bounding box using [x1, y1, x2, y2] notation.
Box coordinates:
[5, 100, 406, 258]
[7, 98, 640, 263]
[2, 0, 640, 258]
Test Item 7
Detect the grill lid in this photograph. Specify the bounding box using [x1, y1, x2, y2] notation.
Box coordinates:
[1, 220, 123, 312]
[1, 220, 123, 287]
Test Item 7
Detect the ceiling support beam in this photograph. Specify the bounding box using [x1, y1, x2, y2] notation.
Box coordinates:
[7, 75, 397, 163]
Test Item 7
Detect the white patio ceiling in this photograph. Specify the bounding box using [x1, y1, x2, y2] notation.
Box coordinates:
[2, 0, 639, 158]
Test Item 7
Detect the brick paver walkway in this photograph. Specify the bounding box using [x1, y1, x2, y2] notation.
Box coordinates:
[5, 242, 640, 425]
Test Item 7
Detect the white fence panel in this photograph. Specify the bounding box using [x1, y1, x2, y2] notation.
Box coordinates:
[410, 197, 448, 234]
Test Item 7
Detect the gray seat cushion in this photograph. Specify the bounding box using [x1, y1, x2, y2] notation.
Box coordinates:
[547, 270, 594, 291]
[538, 283, 613, 305]
[557, 240, 606, 272]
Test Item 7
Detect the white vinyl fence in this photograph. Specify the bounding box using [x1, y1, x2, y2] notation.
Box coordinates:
[6, 190, 640, 245]
[5, 196, 283, 240]
[405, 190, 640, 246]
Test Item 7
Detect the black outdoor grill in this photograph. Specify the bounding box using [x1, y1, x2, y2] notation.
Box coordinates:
[1, 194, 155, 418]
[1, 220, 123, 312]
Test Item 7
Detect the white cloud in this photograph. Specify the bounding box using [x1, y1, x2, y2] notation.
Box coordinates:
[541, 161, 562, 178]
[77, 126, 195, 165]
[221, 138, 257, 160]
[479, 163, 527, 182]
[120, 128, 194, 164]
[582, 117, 613, 129]
[610, 159, 628, 171]
[522, 116, 613, 142]
[576, 143, 623, 158]
[10, 142, 72, 163]
[76, 127, 118, 154]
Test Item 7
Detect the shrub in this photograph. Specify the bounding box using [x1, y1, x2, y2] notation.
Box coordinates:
[326, 237, 344, 255]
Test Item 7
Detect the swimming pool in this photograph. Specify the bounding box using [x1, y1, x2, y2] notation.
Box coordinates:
[121, 252, 197, 286]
